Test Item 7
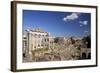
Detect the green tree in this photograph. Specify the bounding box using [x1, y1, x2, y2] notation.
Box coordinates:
[70, 36, 75, 44]
[54, 37, 59, 43]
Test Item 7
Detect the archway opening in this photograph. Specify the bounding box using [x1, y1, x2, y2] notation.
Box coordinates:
[87, 53, 91, 59]
[82, 53, 86, 59]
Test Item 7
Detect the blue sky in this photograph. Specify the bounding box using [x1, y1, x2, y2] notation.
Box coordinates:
[23, 10, 91, 38]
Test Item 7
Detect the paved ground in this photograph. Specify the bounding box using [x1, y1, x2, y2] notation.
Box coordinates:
[23, 43, 90, 62]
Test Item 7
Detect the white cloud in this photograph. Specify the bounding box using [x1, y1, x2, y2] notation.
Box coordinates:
[79, 20, 88, 25]
[80, 24, 83, 27]
[63, 13, 80, 21]
[84, 30, 88, 33]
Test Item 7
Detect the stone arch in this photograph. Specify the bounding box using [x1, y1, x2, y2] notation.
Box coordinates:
[82, 52, 86, 59]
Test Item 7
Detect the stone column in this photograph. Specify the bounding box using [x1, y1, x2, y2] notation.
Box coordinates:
[28, 32, 32, 60]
